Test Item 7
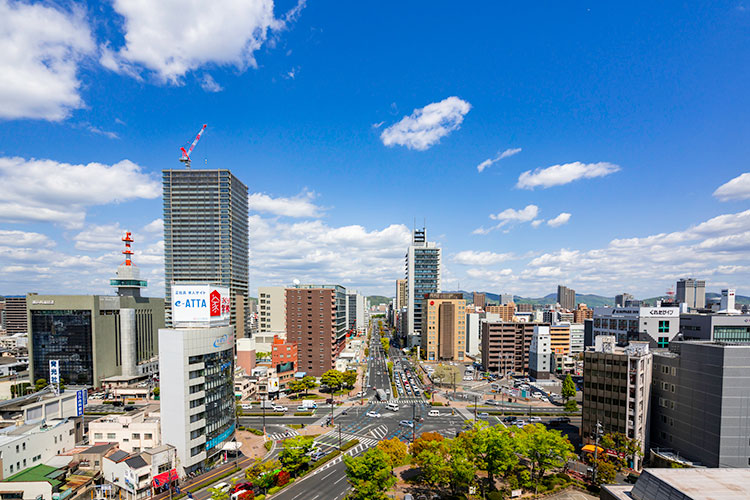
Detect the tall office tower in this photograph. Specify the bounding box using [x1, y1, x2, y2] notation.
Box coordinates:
[346, 291, 365, 333]
[162, 169, 249, 335]
[256, 286, 287, 352]
[4, 296, 28, 334]
[396, 279, 407, 310]
[615, 293, 634, 307]
[675, 278, 706, 310]
[285, 285, 346, 377]
[500, 293, 514, 305]
[557, 285, 576, 311]
[472, 292, 486, 309]
[421, 293, 466, 361]
[405, 227, 441, 338]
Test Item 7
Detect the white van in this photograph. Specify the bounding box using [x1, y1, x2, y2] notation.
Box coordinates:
[386, 402, 400, 412]
[428, 409, 440, 417]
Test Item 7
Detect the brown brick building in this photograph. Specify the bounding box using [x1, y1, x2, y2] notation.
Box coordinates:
[486, 303, 516, 322]
[481, 321, 549, 374]
[285, 285, 346, 377]
[573, 303, 593, 323]
[472, 292, 486, 309]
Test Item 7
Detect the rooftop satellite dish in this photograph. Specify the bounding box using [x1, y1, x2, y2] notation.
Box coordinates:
[293, 279, 300, 286]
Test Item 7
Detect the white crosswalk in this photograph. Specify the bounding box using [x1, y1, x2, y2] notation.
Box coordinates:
[309, 442, 370, 476]
[371, 398, 427, 405]
[267, 429, 299, 441]
[314, 430, 378, 449]
[369, 424, 388, 440]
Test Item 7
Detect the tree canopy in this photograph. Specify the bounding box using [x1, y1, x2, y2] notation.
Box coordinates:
[561, 374, 576, 402]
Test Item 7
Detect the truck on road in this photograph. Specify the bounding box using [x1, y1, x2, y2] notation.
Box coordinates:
[376, 389, 387, 401]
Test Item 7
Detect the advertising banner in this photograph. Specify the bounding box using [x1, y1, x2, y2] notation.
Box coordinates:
[172, 284, 230, 327]
[49, 360, 60, 384]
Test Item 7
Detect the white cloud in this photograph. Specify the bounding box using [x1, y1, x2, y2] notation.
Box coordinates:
[531, 220, 543, 228]
[74, 223, 132, 251]
[454, 250, 514, 266]
[713, 173, 750, 201]
[0, 230, 55, 248]
[248, 190, 324, 218]
[477, 148, 522, 173]
[380, 97, 471, 151]
[200, 74, 223, 93]
[474, 205, 539, 234]
[0, 0, 94, 121]
[86, 125, 119, 139]
[104, 0, 305, 83]
[547, 212, 572, 227]
[144, 219, 164, 233]
[517, 161, 620, 189]
[0, 157, 160, 228]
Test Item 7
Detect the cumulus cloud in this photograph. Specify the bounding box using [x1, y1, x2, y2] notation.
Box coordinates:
[531, 220, 543, 228]
[0, 0, 94, 121]
[474, 205, 539, 234]
[713, 173, 750, 201]
[103, 0, 305, 83]
[517, 161, 620, 189]
[0, 157, 160, 228]
[477, 148, 522, 173]
[454, 250, 514, 266]
[0, 230, 55, 248]
[74, 223, 130, 251]
[144, 219, 164, 233]
[249, 216, 412, 292]
[248, 190, 324, 218]
[547, 212, 572, 227]
[380, 97, 471, 151]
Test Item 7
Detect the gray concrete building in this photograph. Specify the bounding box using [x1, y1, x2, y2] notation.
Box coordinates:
[405, 227, 441, 340]
[582, 340, 652, 470]
[557, 285, 575, 311]
[163, 169, 249, 335]
[3, 296, 28, 335]
[679, 312, 750, 342]
[651, 341, 750, 468]
[676, 278, 706, 310]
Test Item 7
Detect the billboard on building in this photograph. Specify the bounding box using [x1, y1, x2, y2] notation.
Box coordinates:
[172, 284, 231, 327]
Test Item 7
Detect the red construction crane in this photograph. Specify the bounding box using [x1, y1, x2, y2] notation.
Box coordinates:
[179, 124, 207, 168]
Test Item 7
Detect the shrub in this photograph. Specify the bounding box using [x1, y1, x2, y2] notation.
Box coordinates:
[430, 402, 444, 406]
[246, 428, 264, 436]
[267, 486, 280, 495]
[264, 441, 272, 451]
[294, 412, 313, 416]
[275, 470, 290, 487]
[340, 439, 359, 452]
[487, 492, 505, 500]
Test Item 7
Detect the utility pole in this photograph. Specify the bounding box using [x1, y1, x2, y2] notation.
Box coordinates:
[412, 402, 416, 443]
[592, 420, 603, 484]
[474, 395, 478, 423]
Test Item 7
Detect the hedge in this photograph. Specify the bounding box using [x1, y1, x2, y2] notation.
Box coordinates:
[293, 412, 314, 416]
[246, 428, 264, 436]
[264, 441, 272, 451]
[430, 402, 444, 406]
[309, 450, 341, 469]
[340, 439, 359, 452]
[240, 412, 286, 417]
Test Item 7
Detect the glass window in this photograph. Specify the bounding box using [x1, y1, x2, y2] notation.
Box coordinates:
[658, 320, 669, 333]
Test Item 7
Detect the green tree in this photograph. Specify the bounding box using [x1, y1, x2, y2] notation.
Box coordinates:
[286, 379, 304, 396]
[35, 378, 48, 392]
[343, 370, 358, 388]
[376, 437, 408, 467]
[279, 436, 313, 476]
[321, 370, 344, 392]
[564, 399, 579, 413]
[594, 459, 616, 485]
[152, 387, 160, 398]
[516, 424, 575, 490]
[432, 364, 459, 387]
[413, 438, 450, 489]
[599, 432, 642, 471]
[561, 374, 576, 402]
[344, 448, 395, 500]
[301, 375, 317, 395]
[446, 438, 477, 495]
[208, 487, 229, 500]
[410, 431, 445, 457]
[244, 458, 281, 493]
[460, 423, 518, 488]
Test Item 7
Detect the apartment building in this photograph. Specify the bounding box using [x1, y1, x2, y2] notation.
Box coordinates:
[557, 285, 576, 311]
[285, 285, 346, 377]
[271, 335, 298, 390]
[3, 296, 27, 335]
[481, 321, 548, 374]
[485, 303, 515, 322]
[472, 292, 486, 309]
[421, 293, 466, 361]
[396, 279, 407, 310]
[582, 338, 652, 470]
[573, 303, 593, 323]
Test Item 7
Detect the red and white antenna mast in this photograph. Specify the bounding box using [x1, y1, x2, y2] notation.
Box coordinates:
[122, 231, 134, 266]
[179, 124, 207, 168]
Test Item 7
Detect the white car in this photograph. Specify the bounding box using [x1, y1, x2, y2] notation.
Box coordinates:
[528, 416, 541, 423]
[366, 411, 381, 418]
[272, 405, 286, 412]
[514, 420, 526, 427]
[214, 483, 230, 493]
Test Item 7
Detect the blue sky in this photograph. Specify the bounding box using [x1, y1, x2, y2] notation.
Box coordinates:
[1, 0, 750, 299]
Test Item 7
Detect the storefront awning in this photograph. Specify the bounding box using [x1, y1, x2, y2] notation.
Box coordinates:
[582, 445, 604, 454]
[152, 469, 178, 488]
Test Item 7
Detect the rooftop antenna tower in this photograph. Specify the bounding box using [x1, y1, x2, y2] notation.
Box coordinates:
[179, 124, 207, 168]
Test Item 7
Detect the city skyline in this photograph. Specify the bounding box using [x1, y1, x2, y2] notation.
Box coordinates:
[2, 2, 750, 298]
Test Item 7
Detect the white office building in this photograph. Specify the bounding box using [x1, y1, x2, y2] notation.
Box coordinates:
[569, 323, 585, 354]
[159, 285, 236, 476]
[529, 326, 551, 380]
[346, 291, 366, 334]
[593, 306, 680, 347]
[0, 419, 75, 479]
[89, 411, 161, 453]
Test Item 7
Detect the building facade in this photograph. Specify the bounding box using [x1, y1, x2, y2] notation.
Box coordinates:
[472, 292, 486, 309]
[159, 325, 235, 475]
[651, 342, 750, 468]
[557, 285, 576, 311]
[582, 340, 652, 470]
[593, 306, 680, 347]
[421, 293, 466, 361]
[573, 303, 593, 323]
[0, 419, 76, 479]
[4, 296, 28, 335]
[485, 303, 515, 322]
[676, 278, 706, 310]
[529, 326, 551, 380]
[481, 321, 547, 374]
[27, 294, 163, 387]
[396, 280, 407, 310]
[405, 228, 441, 338]
[679, 312, 750, 342]
[271, 335, 297, 390]
[89, 411, 161, 454]
[162, 169, 249, 335]
[285, 285, 346, 377]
